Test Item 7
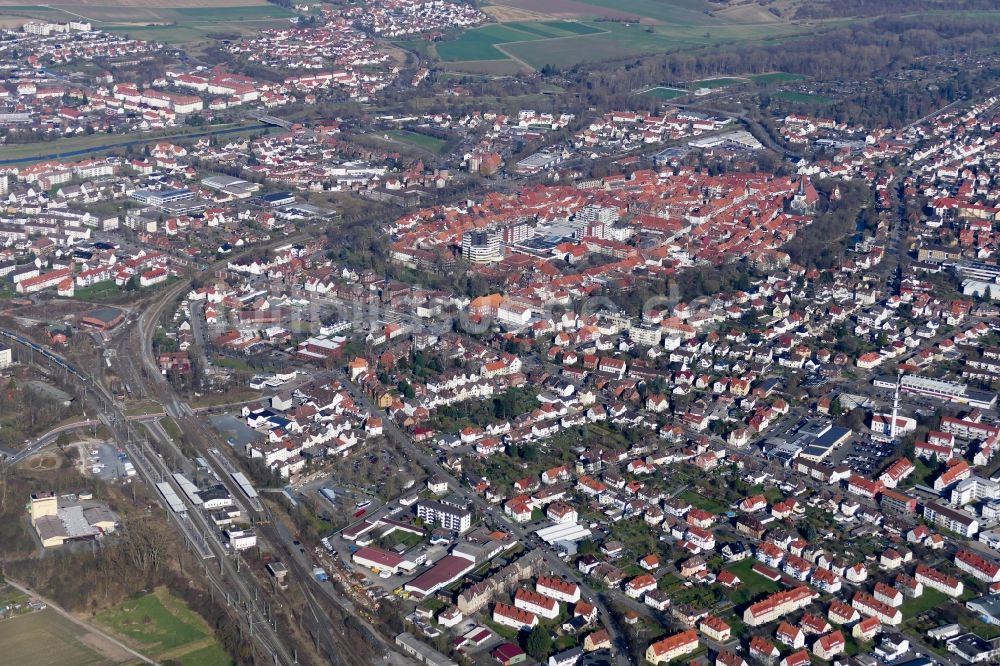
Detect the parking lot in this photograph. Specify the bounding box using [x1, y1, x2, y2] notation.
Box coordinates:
[837, 438, 896, 475]
[85, 440, 134, 481]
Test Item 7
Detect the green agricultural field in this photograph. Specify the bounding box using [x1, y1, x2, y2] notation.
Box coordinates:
[95, 587, 231, 664]
[436, 23, 543, 61]
[641, 86, 688, 100]
[772, 91, 836, 104]
[0, 608, 131, 666]
[172, 6, 294, 20]
[505, 21, 565, 37]
[542, 20, 603, 35]
[432, 0, 816, 71]
[750, 72, 806, 85]
[502, 18, 805, 70]
[77, 4, 297, 43]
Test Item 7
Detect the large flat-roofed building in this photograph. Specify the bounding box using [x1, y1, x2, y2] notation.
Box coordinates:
[0, 344, 11, 369]
[395, 632, 458, 666]
[255, 191, 296, 208]
[201, 175, 260, 199]
[900, 374, 997, 409]
[29, 491, 118, 548]
[461, 228, 502, 264]
[924, 501, 980, 538]
[352, 546, 405, 574]
[416, 500, 472, 533]
[799, 425, 852, 462]
[78, 306, 125, 332]
[131, 188, 194, 206]
[403, 554, 476, 599]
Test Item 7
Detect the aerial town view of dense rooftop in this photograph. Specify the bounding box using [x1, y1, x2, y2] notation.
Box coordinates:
[2, 0, 1000, 665]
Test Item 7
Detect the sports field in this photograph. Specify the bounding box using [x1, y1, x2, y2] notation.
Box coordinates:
[386, 130, 450, 155]
[94, 587, 232, 665]
[0, 608, 135, 665]
[640, 86, 688, 100]
[690, 77, 746, 89]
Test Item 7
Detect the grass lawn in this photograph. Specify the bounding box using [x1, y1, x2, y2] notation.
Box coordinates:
[722, 559, 782, 606]
[160, 416, 184, 442]
[901, 587, 950, 619]
[212, 356, 252, 372]
[909, 456, 940, 487]
[679, 490, 729, 514]
[763, 487, 783, 503]
[641, 86, 687, 100]
[954, 607, 1000, 639]
[749, 72, 805, 85]
[554, 634, 577, 651]
[95, 587, 226, 663]
[484, 618, 521, 641]
[657, 573, 681, 590]
[382, 529, 424, 550]
[178, 643, 233, 666]
[386, 130, 448, 155]
[772, 91, 836, 105]
[72, 280, 127, 303]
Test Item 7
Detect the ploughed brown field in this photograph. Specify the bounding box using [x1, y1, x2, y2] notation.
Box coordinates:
[494, 0, 644, 22]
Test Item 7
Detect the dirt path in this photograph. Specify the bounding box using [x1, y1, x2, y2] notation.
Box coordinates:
[3, 579, 155, 665]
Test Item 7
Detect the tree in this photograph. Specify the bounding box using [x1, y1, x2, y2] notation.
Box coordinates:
[526, 625, 552, 660]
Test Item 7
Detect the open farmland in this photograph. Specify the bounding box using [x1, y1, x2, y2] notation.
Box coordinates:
[427, 0, 826, 71]
[435, 23, 544, 61]
[0, 0, 272, 7]
[434, 21, 603, 62]
[94, 587, 231, 665]
[0, 608, 136, 666]
[0, 2, 295, 43]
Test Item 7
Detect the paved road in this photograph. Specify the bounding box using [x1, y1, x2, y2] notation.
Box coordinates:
[5, 419, 99, 466]
[0, 124, 271, 166]
[332, 369, 636, 665]
[663, 101, 803, 159]
[107, 236, 407, 665]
